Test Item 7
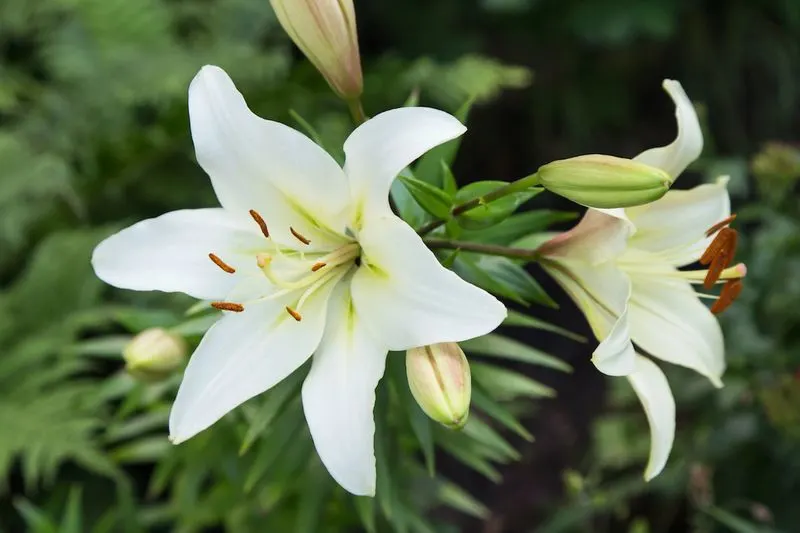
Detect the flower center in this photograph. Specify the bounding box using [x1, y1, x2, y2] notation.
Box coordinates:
[208, 209, 360, 321]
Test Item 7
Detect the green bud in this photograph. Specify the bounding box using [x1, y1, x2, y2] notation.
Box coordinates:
[123, 328, 187, 382]
[406, 343, 471, 429]
[537, 154, 671, 208]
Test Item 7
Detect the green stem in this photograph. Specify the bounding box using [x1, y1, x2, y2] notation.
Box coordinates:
[423, 238, 542, 262]
[416, 172, 540, 236]
[347, 98, 366, 125]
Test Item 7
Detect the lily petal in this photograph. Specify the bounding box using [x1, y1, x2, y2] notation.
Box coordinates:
[92, 208, 265, 301]
[538, 209, 633, 265]
[592, 305, 636, 376]
[634, 79, 703, 179]
[627, 355, 675, 481]
[351, 216, 506, 350]
[625, 178, 730, 266]
[189, 65, 350, 248]
[302, 281, 387, 496]
[628, 275, 725, 387]
[169, 282, 336, 443]
[343, 108, 466, 218]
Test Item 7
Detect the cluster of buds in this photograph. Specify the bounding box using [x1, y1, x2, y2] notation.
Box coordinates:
[701, 214, 744, 314]
[406, 343, 471, 429]
[123, 328, 188, 382]
[536, 154, 672, 209]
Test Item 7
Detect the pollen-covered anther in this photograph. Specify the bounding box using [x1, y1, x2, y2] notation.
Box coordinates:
[705, 214, 738, 237]
[249, 209, 270, 238]
[311, 262, 326, 272]
[208, 253, 235, 274]
[700, 227, 739, 289]
[711, 279, 743, 315]
[286, 306, 302, 321]
[290, 227, 311, 245]
[211, 301, 245, 312]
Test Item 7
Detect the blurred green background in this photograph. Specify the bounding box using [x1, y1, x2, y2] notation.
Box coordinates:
[1, 0, 799, 531]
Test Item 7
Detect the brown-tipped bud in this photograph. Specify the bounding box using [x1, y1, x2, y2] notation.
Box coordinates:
[406, 343, 471, 429]
[270, 0, 363, 100]
[537, 154, 672, 208]
[123, 328, 188, 382]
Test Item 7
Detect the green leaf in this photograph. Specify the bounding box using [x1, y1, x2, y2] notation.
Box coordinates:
[462, 334, 571, 372]
[293, 460, 330, 533]
[110, 436, 171, 463]
[701, 507, 779, 533]
[471, 388, 533, 441]
[472, 362, 555, 400]
[455, 181, 541, 230]
[461, 210, 578, 244]
[387, 354, 435, 476]
[398, 174, 454, 219]
[169, 313, 219, 337]
[354, 497, 377, 533]
[436, 431, 502, 482]
[104, 410, 169, 443]
[414, 98, 474, 186]
[462, 417, 520, 461]
[391, 169, 430, 228]
[239, 366, 306, 455]
[474, 255, 557, 307]
[60, 487, 83, 533]
[441, 161, 458, 196]
[289, 109, 325, 148]
[503, 310, 587, 342]
[453, 255, 526, 305]
[437, 479, 490, 519]
[66, 335, 131, 359]
[13, 498, 57, 533]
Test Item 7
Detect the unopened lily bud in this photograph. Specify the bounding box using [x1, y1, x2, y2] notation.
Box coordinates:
[406, 343, 471, 429]
[537, 154, 672, 208]
[123, 328, 187, 382]
[270, 0, 363, 100]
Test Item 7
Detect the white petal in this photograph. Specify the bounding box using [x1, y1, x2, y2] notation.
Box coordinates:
[351, 216, 506, 350]
[625, 178, 730, 266]
[537, 209, 633, 265]
[169, 281, 337, 443]
[343, 108, 466, 218]
[628, 275, 724, 386]
[542, 260, 631, 341]
[626, 355, 675, 481]
[189, 65, 350, 249]
[592, 305, 636, 376]
[92, 208, 265, 301]
[634, 80, 703, 179]
[302, 281, 387, 496]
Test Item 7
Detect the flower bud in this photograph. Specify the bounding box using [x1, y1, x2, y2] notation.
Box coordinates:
[270, 0, 363, 100]
[537, 154, 672, 208]
[123, 328, 187, 382]
[406, 343, 471, 429]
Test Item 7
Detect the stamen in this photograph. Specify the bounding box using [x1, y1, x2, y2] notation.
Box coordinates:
[249, 209, 270, 238]
[711, 279, 743, 314]
[705, 214, 737, 237]
[211, 302, 245, 312]
[208, 253, 235, 274]
[290, 227, 311, 245]
[311, 262, 326, 272]
[703, 249, 730, 289]
[700, 227, 733, 266]
[286, 306, 302, 321]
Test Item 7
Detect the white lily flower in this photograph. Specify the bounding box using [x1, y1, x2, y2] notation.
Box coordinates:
[538, 80, 746, 480]
[92, 65, 506, 496]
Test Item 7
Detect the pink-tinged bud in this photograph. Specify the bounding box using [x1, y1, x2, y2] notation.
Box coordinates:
[406, 343, 471, 429]
[123, 328, 187, 382]
[270, 0, 363, 100]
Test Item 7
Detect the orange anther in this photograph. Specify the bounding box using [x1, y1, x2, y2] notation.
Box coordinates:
[700, 227, 732, 266]
[286, 306, 302, 321]
[211, 302, 245, 312]
[311, 262, 326, 272]
[711, 279, 743, 315]
[249, 209, 270, 238]
[208, 253, 235, 274]
[705, 214, 737, 237]
[290, 227, 311, 245]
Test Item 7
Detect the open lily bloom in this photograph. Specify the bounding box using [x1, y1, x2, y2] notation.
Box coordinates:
[92, 65, 506, 496]
[538, 80, 746, 480]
